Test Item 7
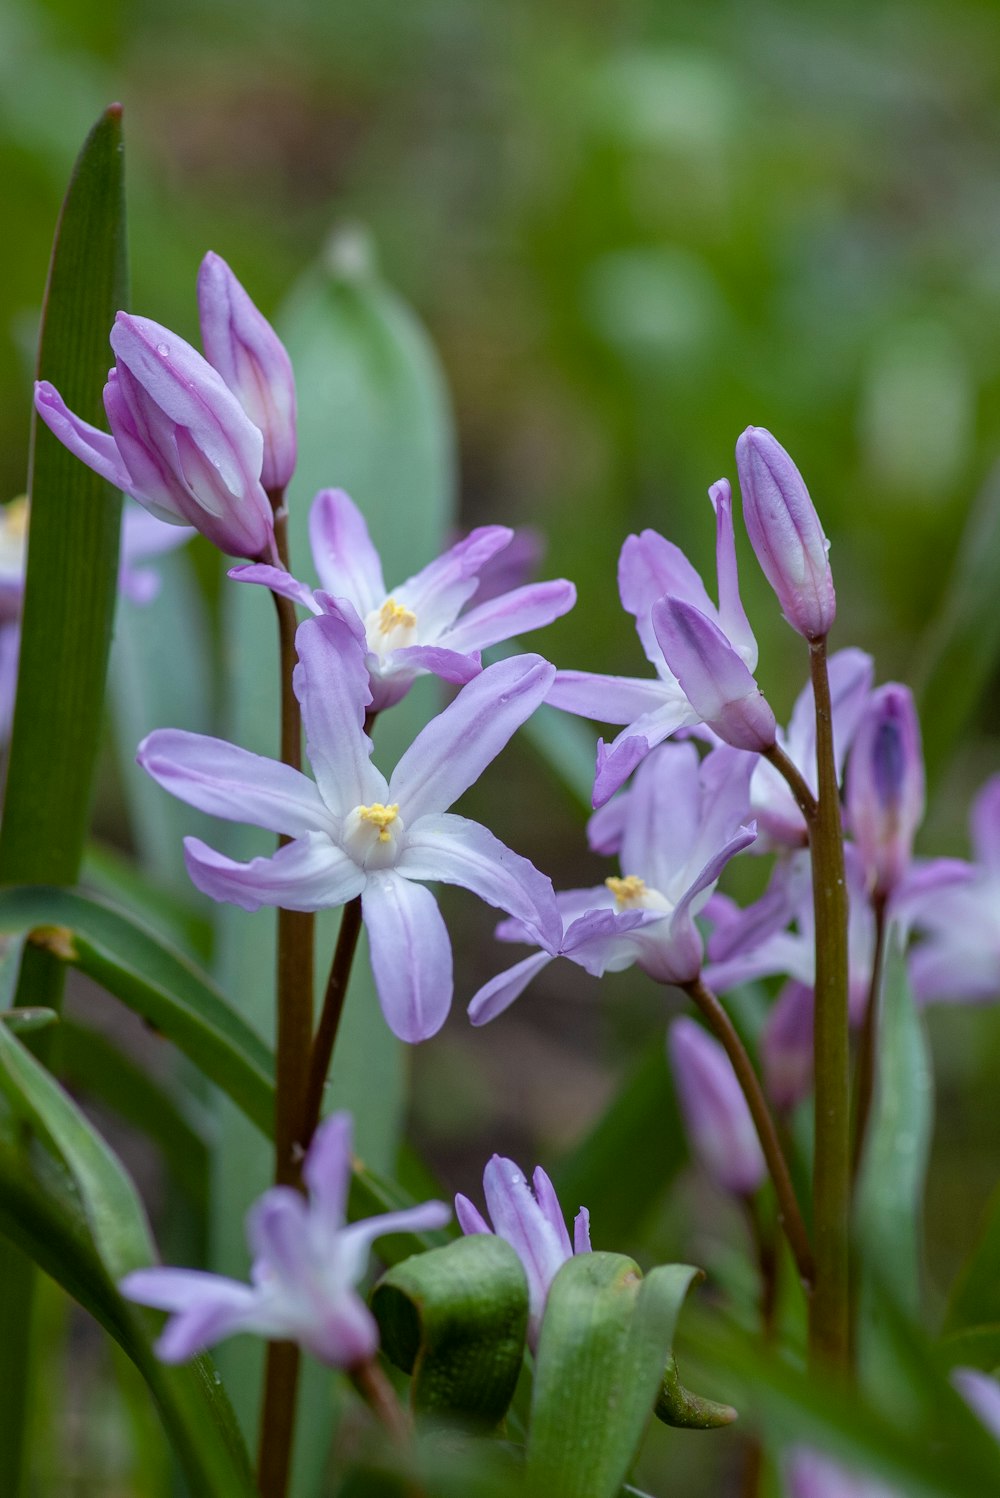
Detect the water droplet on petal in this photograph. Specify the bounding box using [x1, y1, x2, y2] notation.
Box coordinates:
[156, 343, 169, 356]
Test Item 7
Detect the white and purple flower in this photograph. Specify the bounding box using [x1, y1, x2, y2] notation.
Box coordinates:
[228, 488, 575, 713]
[455, 1155, 591, 1348]
[138, 613, 561, 1042]
[121, 1112, 449, 1366]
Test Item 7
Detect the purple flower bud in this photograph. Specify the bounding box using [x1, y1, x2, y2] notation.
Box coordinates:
[847, 684, 924, 898]
[652, 596, 776, 751]
[36, 312, 275, 560]
[784, 1447, 903, 1498]
[735, 427, 836, 641]
[198, 252, 297, 493]
[762, 980, 815, 1110]
[668, 1017, 766, 1196]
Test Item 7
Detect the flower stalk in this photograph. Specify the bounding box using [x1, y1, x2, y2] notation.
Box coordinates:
[806, 636, 852, 1369]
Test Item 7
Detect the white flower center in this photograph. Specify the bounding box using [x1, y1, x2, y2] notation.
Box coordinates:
[342, 802, 405, 870]
[363, 596, 418, 658]
[605, 874, 673, 915]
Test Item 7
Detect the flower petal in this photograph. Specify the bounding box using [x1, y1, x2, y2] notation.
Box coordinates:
[481, 1155, 569, 1335]
[228, 563, 321, 614]
[618, 530, 713, 666]
[546, 670, 670, 725]
[455, 1194, 492, 1235]
[302, 1112, 353, 1239]
[394, 526, 512, 635]
[247, 1188, 312, 1285]
[467, 951, 554, 1025]
[120, 1268, 261, 1362]
[440, 580, 577, 654]
[137, 729, 333, 837]
[389, 654, 555, 821]
[308, 489, 386, 615]
[337, 1200, 451, 1284]
[183, 833, 365, 913]
[593, 697, 698, 808]
[397, 812, 560, 950]
[573, 1208, 592, 1254]
[531, 1166, 572, 1258]
[293, 614, 387, 817]
[387, 644, 482, 685]
[972, 775, 1000, 873]
[34, 381, 134, 494]
[362, 873, 453, 1041]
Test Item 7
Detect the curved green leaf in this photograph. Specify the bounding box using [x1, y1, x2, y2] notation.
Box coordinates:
[0, 1019, 255, 1493]
[656, 1351, 737, 1429]
[373, 1235, 528, 1425]
[527, 1254, 710, 1498]
[0, 885, 275, 1135]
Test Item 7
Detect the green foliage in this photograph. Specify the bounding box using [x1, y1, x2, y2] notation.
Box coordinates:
[373, 1236, 529, 1425]
[526, 1254, 708, 1498]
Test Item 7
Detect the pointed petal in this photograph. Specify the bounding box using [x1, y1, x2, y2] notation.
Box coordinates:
[397, 812, 561, 950]
[120, 1269, 261, 1362]
[293, 614, 386, 817]
[618, 530, 714, 666]
[183, 833, 365, 913]
[455, 1194, 492, 1235]
[387, 644, 481, 684]
[440, 580, 576, 654]
[482, 1155, 569, 1334]
[619, 741, 702, 889]
[303, 1290, 380, 1369]
[247, 1188, 312, 1283]
[710, 478, 757, 667]
[652, 598, 776, 752]
[587, 792, 629, 856]
[546, 670, 670, 725]
[573, 1208, 592, 1254]
[228, 563, 321, 613]
[308, 489, 386, 614]
[302, 1112, 353, 1239]
[338, 1201, 451, 1283]
[467, 951, 554, 1026]
[394, 526, 512, 635]
[137, 729, 333, 837]
[593, 696, 697, 807]
[389, 654, 555, 821]
[531, 1166, 573, 1257]
[362, 873, 453, 1041]
[34, 381, 132, 493]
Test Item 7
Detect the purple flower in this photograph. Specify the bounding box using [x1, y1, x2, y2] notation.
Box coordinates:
[35, 311, 276, 559]
[783, 1448, 902, 1498]
[908, 775, 1000, 1005]
[229, 488, 575, 713]
[197, 252, 297, 493]
[952, 1367, 1000, 1441]
[668, 1017, 766, 1196]
[121, 1112, 449, 1365]
[138, 614, 561, 1042]
[761, 980, 815, 1111]
[748, 648, 874, 851]
[846, 684, 925, 898]
[735, 427, 836, 641]
[546, 479, 759, 806]
[468, 742, 756, 1025]
[455, 1155, 591, 1348]
[653, 595, 776, 752]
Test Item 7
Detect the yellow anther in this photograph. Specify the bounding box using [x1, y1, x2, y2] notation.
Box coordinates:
[2, 497, 29, 538]
[358, 802, 400, 842]
[606, 874, 647, 907]
[377, 597, 417, 635]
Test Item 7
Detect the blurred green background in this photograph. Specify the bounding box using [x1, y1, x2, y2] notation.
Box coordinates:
[6, 1, 1000, 1490]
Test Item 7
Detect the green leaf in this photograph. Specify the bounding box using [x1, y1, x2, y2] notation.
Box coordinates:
[913, 463, 1000, 781]
[0, 1019, 255, 1493]
[656, 1349, 738, 1429]
[552, 1040, 686, 1242]
[0, 1007, 57, 1035]
[0, 885, 275, 1135]
[526, 1254, 707, 1498]
[372, 1236, 529, 1426]
[944, 1178, 1000, 1336]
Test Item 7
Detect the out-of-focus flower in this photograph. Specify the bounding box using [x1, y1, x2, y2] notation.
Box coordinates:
[547, 480, 759, 806]
[468, 742, 755, 1025]
[760, 980, 815, 1111]
[735, 427, 836, 641]
[783, 1447, 903, 1498]
[846, 684, 925, 899]
[138, 615, 560, 1042]
[197, 252, 297, 493]
[36, 311, 275, 559]
[121, 1112, 449, 1365]
[952, 1367, 1000, 1441]
[230, 488, 575, 713]
[0, 496, 192, 740]
[909, 776, 1000, 1005]
[455, 1155, 590, 1348]
[668, 1017, 766, 1195]
[749, 649, 874, 851]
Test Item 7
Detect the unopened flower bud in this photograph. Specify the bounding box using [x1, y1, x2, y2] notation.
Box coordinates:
[846, 684, 924, 898]
[198, 252, 297, 493]
[762, 980, 815, 1110]
[653, 596, 776, 751]
[735, 427, 835, 641]
[668, 1017, 766, 1197]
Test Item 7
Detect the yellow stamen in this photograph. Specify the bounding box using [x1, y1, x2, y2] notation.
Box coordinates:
[2, 497, 29, 538]
[606, 874, 647, 907]
[358, 802, 400, 842]
[377, 597, 417, 635]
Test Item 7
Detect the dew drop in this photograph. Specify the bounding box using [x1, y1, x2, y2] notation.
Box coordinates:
[156, 342, 169, 357]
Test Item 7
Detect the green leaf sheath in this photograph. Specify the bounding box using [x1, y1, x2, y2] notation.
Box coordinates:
[526, 1254, 710, 1498]
[372, 1236, 529, 1426]
[0, 105, 126, 1498]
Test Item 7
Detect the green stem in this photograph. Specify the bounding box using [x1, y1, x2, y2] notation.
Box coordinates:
[684, 977, 814, 1288]
[349, 1359, 412, 1447]
[851, 893, 888, 1183]
[258, 507, 314, 1498]
[806, 637, 852, 1370]
[301, 898, 364, 1148]
[763, 742, 818, 825]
